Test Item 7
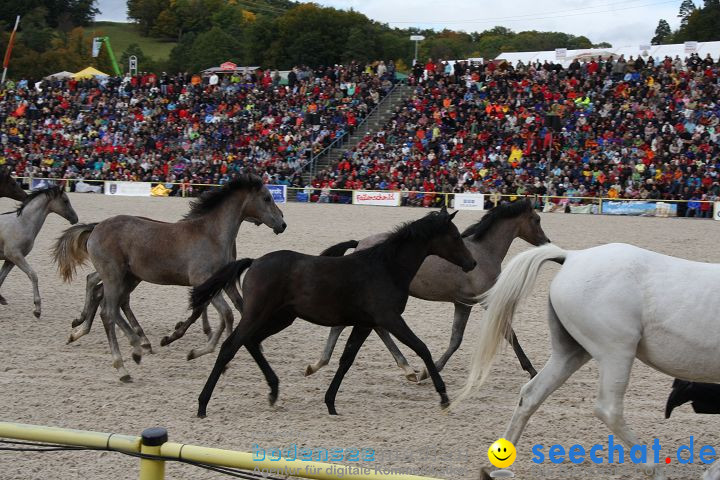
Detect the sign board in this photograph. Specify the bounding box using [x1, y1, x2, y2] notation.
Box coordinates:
[30, 178, 58, 190]
[410, 35, 425, 41]
[92, 37, 102, 58]
[104, 181, 153, 197]
[602, 201, 677, 216]
[555, 48, 567, 60]
[352, 191, 401, 207]
[714, 201, 720, 221]
[684, 41, 698, 54]
[129, 55, 138, 76]
[220, 61, 237, 71]
[266, 184, 287, 204]
[453, 193, 485, 210]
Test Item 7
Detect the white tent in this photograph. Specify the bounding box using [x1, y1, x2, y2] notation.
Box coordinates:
[43, 71, 74, 80]
[495, 41, 720, 68]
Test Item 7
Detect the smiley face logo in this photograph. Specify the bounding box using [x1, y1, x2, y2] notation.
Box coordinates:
[488, 438, 516, 469]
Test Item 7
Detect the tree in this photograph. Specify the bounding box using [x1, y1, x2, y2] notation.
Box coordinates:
[1, 0, 98, 28]
[120, 43, 147, 72]
[652, 19, 672, 44]
[679, 0, 697, 27]
[127, 0, 169, 35]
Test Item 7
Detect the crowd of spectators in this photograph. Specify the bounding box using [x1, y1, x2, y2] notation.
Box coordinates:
[0, 61, 396, 196]
[312, 53, 720, 216]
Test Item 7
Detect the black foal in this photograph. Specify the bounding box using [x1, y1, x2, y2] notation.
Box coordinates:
[188, 207, 477, 417]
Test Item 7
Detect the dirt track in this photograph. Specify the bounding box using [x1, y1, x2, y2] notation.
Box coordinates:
[0, 193, 718, 479]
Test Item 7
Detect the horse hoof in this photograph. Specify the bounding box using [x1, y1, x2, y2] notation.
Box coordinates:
[197, 412, 207, 419]
[0, 295, 7, 305]
[66, 335, 76, 344]
[479, 467, 493, 480]
[304, 365, 316, 377]
[33, 310, 41, 319]
[187, 350, 197, 361]
[119, 375, 133, 383]
[269, 392, 278, 406]
[132, 352, 142, 364]
[160, 336, 170, 347]
[440, 393, 450, 409]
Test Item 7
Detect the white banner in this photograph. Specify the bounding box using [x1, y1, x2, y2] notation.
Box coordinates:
[685, 41, 698, 54]
[453, 193, 485, 210]
[714, 201, 720, 221]
[104, 181, 153, 197]
[352, 191, 400, 207]
[92, 37, 102, 58]
[555, 48, 567, 60]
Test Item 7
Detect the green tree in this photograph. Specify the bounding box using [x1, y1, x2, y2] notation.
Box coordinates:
[652, 19, 672, 44]
[120, 43, 148, 72]
[186, 26, 240, 72]
[127, 0, 169, 35]
[1, 0, 98, 28]
[679, 0, 697, 27]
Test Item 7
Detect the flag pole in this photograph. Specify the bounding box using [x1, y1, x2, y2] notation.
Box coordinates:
[2, 15, 21, 85]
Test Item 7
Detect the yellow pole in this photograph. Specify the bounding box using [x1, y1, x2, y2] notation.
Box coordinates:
[138, 428, 167, 480]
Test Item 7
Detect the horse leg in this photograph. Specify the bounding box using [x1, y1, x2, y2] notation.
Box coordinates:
[418, 302, 472, 382]
[10, 254, 41, 318]
[161, 307, 204, 347]
[505, 327, 537, 378]
[381, 316, 449, 408]
[201, 309, 212, 338]
[324, 326, 372, 415]
[504, 302, 590, 444]
[594, 354, 665, 479]
[0, 260, 16, 305]
[374, 328, 418, 382]
[68, 272, 102, 343]
[305, 326, 344, 376]
[120, 295, 152, 353]
[99, 280, 144, 380]
[197, 313, 264, 418]
[187, 295, 233, 360]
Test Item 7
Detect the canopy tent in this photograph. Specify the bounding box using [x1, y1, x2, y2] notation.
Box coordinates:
[495, 41, 720, 68]
[72, 66, 109, 79]
[44, 71, 73, 80]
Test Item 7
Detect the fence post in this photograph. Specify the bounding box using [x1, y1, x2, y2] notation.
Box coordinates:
[138, 427, 167, 480]
[598, 197, 603, 215]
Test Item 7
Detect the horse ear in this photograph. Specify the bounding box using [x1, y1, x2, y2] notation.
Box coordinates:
[439, 205, 448, 215]
[449, 210, 458, 220]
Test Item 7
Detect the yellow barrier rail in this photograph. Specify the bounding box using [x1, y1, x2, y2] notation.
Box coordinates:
[0, 422, 444, 480]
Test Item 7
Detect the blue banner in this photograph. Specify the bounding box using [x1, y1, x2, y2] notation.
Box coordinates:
[602, 201, 677, 216]
[267, 184, 287, 204]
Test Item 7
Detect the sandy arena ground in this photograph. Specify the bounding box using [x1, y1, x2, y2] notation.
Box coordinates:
[0, 193, 719, 480]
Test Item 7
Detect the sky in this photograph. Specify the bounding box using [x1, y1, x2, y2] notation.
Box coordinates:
[95, 0, 685, 47]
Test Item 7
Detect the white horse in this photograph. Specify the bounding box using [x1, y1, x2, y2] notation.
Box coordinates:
[454, 243, 720, 480]
[0, 186, 78, 317]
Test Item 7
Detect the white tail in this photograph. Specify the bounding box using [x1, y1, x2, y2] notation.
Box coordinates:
[452, 243, 568, 407]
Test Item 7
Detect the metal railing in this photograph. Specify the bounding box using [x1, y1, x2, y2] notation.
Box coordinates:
[0, 421, 444, 480]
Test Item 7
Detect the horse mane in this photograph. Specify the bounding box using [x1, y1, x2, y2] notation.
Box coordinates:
[461, 199, 532, 241]
[6, 185, 63, 217]
[182, 174, 263, 220]
[366, 210, 451, 260]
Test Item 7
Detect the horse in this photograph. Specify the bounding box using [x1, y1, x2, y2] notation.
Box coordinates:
[53, 175, 286, 382]
[665, 379, 720, 418]
[0, 169, 27, 201]
[187, 207, 477, 417]
[304, 199, 549, 382]
[454, 243, 720, 480]
[0, 186, 78, 317]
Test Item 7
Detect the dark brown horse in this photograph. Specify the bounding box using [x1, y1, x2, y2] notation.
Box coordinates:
[186, 207, 477, 417]
[0, 169, 27, 202]
[53, 175, 286, 381]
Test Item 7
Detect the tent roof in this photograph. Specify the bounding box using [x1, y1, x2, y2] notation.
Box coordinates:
[495, 41, 720, 68]
[73, 66, 109, 79]
[44, 71, 74, 80]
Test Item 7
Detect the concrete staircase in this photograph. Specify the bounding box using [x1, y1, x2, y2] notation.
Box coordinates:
[301, 83, 413, 185]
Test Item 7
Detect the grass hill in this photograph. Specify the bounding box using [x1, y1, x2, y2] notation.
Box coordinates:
[88, 21, 177, 61]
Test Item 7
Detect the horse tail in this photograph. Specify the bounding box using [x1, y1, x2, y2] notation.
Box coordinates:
[452, 244, 567, 407]
[319, 240, 359, 257]
[53, 223, 98, 283]
[190, 258, 254, 312]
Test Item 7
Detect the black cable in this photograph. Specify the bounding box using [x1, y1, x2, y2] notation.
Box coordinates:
[0, 439, 290, 479]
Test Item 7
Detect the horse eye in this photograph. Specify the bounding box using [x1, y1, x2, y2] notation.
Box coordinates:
[265, 196, 271, 202]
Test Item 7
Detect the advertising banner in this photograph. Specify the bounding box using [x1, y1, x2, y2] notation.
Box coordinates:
[104, 181, 153, 197]
[267, 185, 287, 204]
[453, 193, 485, 210]
[352, 191, 401, 207]
[602, 201, 677, 216]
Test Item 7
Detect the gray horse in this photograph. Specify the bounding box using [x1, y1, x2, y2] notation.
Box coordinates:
[0, 186, 78, 317]
[53, 175, 286, 381]
[305, 200, 549, 382]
